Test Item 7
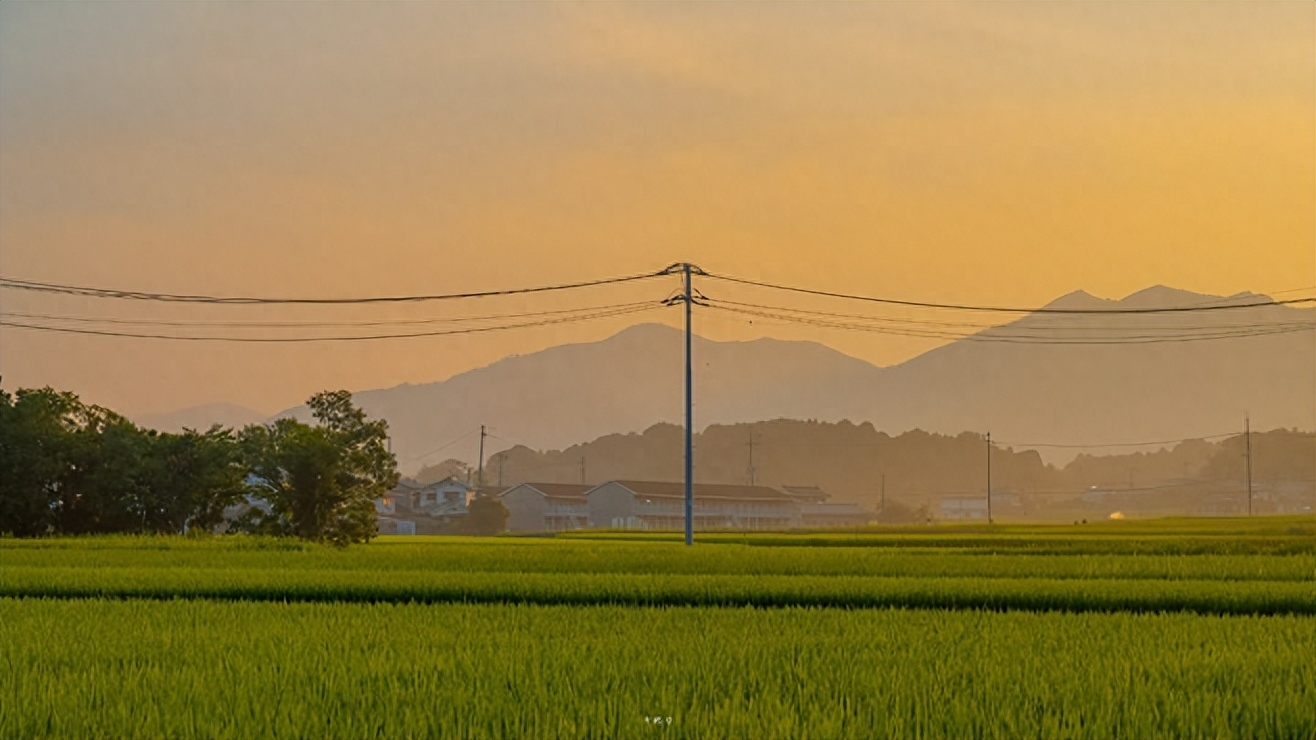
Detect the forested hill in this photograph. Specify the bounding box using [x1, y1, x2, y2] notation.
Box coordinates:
[265, 286, 1313, 471]
[480, 420, 1315, 514]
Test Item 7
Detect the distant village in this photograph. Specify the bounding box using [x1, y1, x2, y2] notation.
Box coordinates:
[377, 477, 873, 534]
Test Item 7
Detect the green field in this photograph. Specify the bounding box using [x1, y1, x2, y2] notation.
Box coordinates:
[3, 518, 1315, 738]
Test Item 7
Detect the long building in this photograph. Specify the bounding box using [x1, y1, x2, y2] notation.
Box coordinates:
[498, 479, 873, 532]
[500, 483, 591, 532]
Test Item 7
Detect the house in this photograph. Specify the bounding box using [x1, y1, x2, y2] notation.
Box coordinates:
[587, 480, 799, 531]
[937, 494, 989, 521]
[379, 477, 471, 534]
[500, 483, 592, 532]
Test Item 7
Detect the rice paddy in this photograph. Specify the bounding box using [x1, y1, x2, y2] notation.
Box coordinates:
[2, 518, 1314, 738]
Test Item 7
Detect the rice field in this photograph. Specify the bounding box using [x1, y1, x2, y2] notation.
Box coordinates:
[2, 518, 1315, 738]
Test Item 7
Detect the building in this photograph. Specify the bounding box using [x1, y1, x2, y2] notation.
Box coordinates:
[797, 501, 873, 527]
[937, 494, 989, 521]
[778, 485, 873, 527]
[378, 477, 471, 534]
[588, 480, 799, 531]
[500, 483, 592, 532]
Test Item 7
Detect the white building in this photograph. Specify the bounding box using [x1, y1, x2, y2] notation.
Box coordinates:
[938, 495, 990, 521]
[500, 483, 591, 532]
[587, 480, 799, 531]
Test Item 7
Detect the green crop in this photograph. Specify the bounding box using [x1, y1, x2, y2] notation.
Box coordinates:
[3, 519, 1315, 738]
[2, 599, 1314, 740]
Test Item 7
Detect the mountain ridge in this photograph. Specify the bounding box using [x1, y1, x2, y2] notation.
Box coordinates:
[141, 286, 1313, 470]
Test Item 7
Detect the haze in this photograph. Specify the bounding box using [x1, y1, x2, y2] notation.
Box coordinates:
[1, 2, 1312, 418]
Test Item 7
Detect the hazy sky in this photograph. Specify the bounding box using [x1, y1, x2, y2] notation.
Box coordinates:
[1, 2, 1312, 417]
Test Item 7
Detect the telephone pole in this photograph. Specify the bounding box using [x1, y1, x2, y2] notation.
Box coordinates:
[746, 431, 756, 486]
[1245, 414, 1253, 517]
[880, 474, 886, 519]
[661, 262, 703, 546]
[683, 263, 695, 546]
[476, 425, 486, 491]
[986, 431, 993, 524]
[579, 456, 587, 485]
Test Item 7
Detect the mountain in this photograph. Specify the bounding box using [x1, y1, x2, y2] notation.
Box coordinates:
[267, 286, 1312, 471]
[133, 403, 269, 433]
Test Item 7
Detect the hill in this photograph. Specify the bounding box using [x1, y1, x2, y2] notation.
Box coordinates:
[259, 286, 1312, 471]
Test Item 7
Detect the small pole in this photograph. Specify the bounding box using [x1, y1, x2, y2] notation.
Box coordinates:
[747, 430, 756, 486]
[1245, 414, 1253, 517]
[477, 425, 486, 491]
[880, 474, 886, 520]
[580, 456, 587, 485]
[986, 431, 993, 524]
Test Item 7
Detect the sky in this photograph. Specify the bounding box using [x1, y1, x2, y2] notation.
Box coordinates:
[1, 1, 1312, 417]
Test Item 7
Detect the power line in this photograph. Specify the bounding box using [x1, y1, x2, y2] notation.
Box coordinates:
[401, 428, 482, 463]
[998, 433, 1236, 449]
[707, 298, 1314, 333]
[703, 272, 1316, 315]
[704, 302, 1313, 344]
[0, 303, 665, 342]
[0, 269, 669, 305]
[0, 300, 659, 330]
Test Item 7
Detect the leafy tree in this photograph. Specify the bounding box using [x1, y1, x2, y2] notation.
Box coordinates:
[137, 427, 248, 534]
[240, 391, 398, 545]
[0, 388, 84, 536]
[463, 495, 509, 536]
[1, 385, 256, 537]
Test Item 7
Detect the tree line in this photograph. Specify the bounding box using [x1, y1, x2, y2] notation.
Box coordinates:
[0, 386, 398, 545]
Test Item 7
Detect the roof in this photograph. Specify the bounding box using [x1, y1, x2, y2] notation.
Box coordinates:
[501, 483, 591, 502]
[800, 502, 870, 515]
[779, 485, 830, 502]
[608, 480, 792, 502]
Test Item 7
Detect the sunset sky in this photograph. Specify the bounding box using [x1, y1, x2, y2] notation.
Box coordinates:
[1, 2, 1312, 418]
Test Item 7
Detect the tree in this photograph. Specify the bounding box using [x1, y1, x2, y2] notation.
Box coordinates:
[463, 495, 509, 536]
[0, 388, 84, 536]
[240, 391, 398, 545]
[137, 427, 248, 534]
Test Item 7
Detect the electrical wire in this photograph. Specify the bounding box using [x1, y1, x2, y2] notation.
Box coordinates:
[708, 298, 1314, 333]
[0, 300, 659, 329]
[0, 302, 667, 342]
[704, 302, 1314, 344]
[703, 271, 1316, 314]
[998, 433, 1236, 449]
[0, 269, 669, 305]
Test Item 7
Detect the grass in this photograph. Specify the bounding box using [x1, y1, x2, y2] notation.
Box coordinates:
[3, 599, 1315, 740]
[2, 517, 1315, 738]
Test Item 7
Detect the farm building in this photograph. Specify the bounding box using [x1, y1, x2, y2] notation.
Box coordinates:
[588, 480, 800, 531]
[500, 483, 592, 532]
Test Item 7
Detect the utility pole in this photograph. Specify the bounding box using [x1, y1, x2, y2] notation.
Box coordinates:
[880, 474, 886, 520]
[683, 263, 695, 546]
[662, 262, 702, 546]
[476, 425, 486, 492]
[580, 456, 587, 485]
[746, 431, 756, 486]
[497, 454, 505, 487]
[1245, 414, 1253, 517]
[986, 431, 993, 525]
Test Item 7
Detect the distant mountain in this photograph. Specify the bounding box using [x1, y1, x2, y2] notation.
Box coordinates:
[133, 403, 269, 433]
[266, 286, 1312, 471]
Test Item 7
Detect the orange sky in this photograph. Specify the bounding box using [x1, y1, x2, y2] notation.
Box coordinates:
[1, 2, 1312, 416]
